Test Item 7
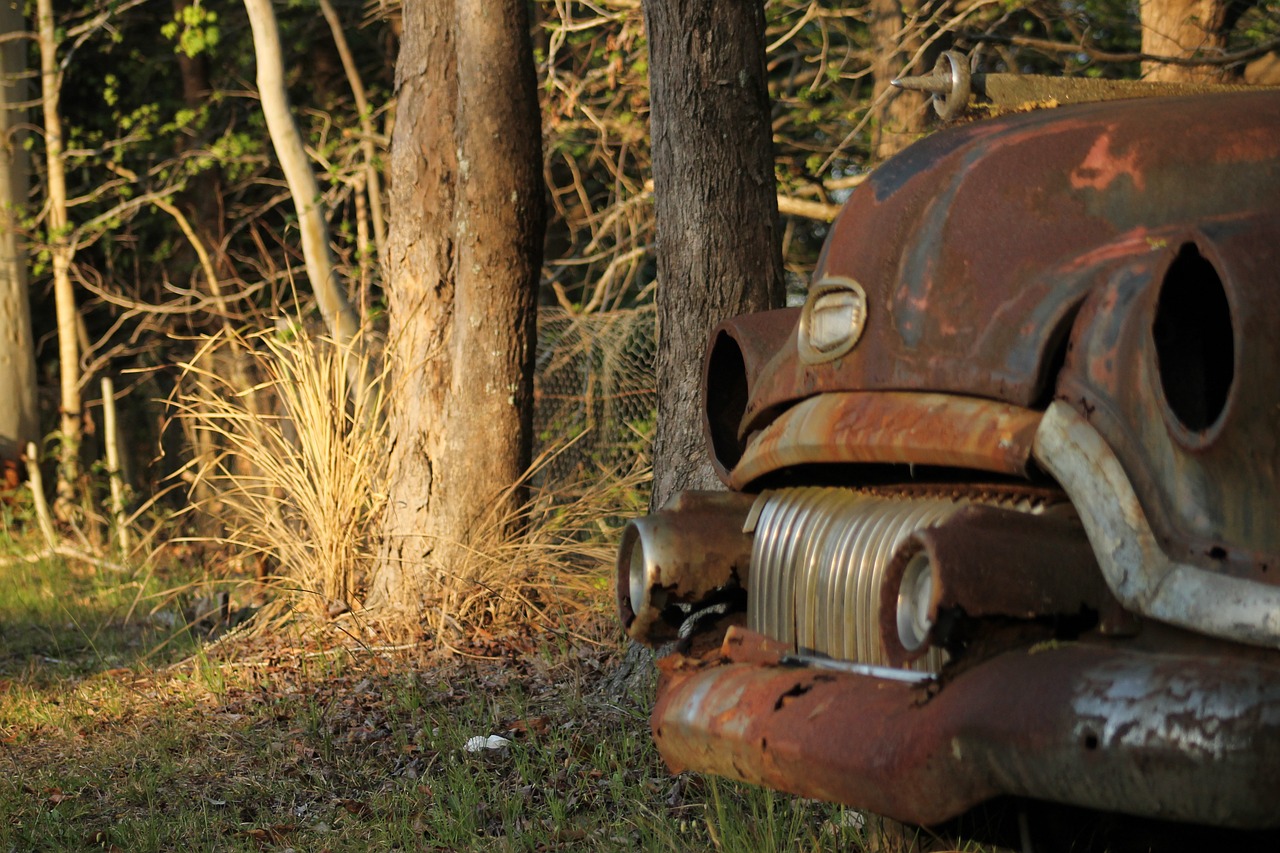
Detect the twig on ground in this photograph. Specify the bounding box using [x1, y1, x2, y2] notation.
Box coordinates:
[0, 546, 128, 573]
[23, 441, 58, 550]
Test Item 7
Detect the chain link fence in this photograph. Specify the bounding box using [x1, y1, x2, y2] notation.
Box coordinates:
[533, 305, 656, 488]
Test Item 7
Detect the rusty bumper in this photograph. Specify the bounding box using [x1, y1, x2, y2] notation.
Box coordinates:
[653, 629, 1280, 828]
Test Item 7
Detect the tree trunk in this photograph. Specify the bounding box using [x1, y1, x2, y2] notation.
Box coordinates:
[36, 0, 81, 515]
[0, 0, 38, 489]
[641, 0, 785, 512]
[242, 0, 365, 374]
[370, 0, 544, 620]
[870, 0, 930, 160]
[1140, 0, 1232, 82]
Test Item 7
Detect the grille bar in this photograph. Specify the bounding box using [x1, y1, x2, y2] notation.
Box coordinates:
[747, 487, 985, 670]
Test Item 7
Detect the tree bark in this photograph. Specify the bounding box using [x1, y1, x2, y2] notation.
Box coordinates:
[243, 0, 365, 373]
[0, 0, 38, 488]
[1140, 0, 1232, 82]
[642, 0, 784, 512]
[371, 0, 544, 618]
[870, 0, 930, 160]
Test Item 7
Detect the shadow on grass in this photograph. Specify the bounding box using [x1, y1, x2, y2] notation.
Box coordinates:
[0, 546, 864, 851]
[6, 547, 1280, 852]
[0, 547, 209, 686]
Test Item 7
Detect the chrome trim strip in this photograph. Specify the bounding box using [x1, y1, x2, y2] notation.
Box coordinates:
[779, 654, 937, 684]
[747, 487, 961, 669]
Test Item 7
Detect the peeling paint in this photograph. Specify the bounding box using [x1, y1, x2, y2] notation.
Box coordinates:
[1070, 130, 1146, 192]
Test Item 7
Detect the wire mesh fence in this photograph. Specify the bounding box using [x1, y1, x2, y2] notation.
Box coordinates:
[533, 305, 656, 488]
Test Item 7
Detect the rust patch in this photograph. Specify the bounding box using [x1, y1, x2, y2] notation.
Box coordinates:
[722, 90, 1280, 438]
[617, 491, 756, 644]
[877, 504, 1116, 665]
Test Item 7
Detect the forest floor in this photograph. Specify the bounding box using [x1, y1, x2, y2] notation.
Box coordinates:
[0, 547, 888, 852]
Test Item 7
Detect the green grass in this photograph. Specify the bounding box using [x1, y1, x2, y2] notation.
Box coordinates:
[0, 545, 202, 687]
[0, 543, 879, 852]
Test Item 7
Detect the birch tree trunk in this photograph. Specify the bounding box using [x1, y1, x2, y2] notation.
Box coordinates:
[318, 0, 386, 275]
[36, 0, 81, 514]
[242, 0, 365, 372]
[0, 0, 38, 489]
[371, 0, 544, 618]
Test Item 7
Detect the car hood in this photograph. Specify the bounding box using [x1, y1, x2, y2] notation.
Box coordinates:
[727, 88, 1280, 433]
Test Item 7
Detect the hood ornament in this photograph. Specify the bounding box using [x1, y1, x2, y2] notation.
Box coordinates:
[893, 50, 1270, 121]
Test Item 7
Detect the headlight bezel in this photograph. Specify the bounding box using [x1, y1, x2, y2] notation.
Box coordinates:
[798, 275, 869, 364]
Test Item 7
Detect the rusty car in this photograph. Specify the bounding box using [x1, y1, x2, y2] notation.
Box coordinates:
[616, 62, 1280, 843]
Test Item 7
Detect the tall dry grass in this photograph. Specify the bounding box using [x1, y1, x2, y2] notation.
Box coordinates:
[419, 446, 650, 641]
[169, 321, 649, 638]
[169, 322, 387, 619]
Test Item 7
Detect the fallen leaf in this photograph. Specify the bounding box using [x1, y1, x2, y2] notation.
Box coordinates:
[337, 798, 372, 818]
[506, 715, 550, 737]
[239, 824, 296, 847]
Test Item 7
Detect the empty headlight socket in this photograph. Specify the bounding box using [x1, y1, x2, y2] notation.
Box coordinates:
[1151, 241, 1236, 447]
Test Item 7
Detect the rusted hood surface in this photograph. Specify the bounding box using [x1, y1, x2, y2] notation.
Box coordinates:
[734, 89, 1280, 432]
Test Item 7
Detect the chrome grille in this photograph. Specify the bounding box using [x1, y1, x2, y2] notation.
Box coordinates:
[747, 488, 976, 671]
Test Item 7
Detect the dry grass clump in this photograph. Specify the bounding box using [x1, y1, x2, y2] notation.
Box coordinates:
[169, 322, 387, 620]
[169, 320, 648, 640]
[422, 450, 650, 642]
